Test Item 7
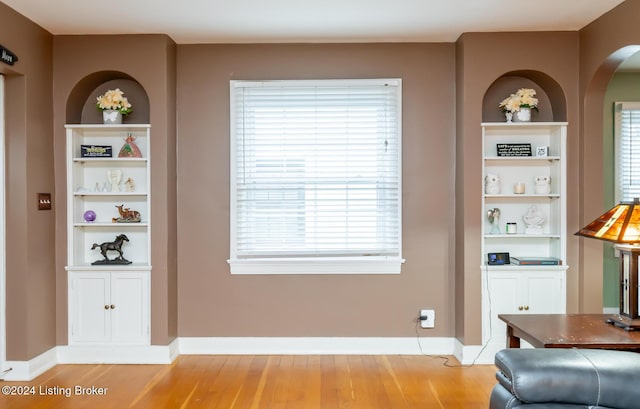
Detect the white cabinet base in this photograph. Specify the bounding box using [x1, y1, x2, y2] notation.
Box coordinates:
[68, 271, 150, 346]
[481, 266, 566, 347]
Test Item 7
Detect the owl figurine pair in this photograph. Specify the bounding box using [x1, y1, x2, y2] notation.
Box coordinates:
[485, 174, 550, 195]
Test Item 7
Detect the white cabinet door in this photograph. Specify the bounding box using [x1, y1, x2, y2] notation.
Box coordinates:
[485, 269, 565, 342]
[69, 272, 110, 343]
[69, 271, 149, 345]
[110, 272, 149, 344]
[524, 273, 566, 314]
[487, 273, 521, 339]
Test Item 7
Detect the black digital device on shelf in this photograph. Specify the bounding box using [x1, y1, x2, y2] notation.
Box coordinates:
[487, 252, 510, 265]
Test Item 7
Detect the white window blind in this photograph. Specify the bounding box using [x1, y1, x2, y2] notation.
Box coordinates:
[615, 102, 640, 202]
[229, 79, 403, 274]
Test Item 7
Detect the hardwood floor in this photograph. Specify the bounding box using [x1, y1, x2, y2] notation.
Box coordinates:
[0, 355, 497, 408]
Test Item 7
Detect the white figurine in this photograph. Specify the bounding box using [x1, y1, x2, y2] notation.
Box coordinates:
[124, 177, 135, 192]
[534, 176, 551, 195]
[107, 169, 122, 193]
[485, 174, 501, 195]
[523, 205, 545, 234]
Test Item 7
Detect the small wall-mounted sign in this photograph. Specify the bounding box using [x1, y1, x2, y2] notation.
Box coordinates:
[0, 44, 18, 66]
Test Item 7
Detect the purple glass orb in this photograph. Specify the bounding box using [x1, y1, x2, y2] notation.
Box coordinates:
[83, 210, 97, 222]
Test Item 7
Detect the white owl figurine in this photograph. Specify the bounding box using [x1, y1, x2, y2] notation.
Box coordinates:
[534, 176, 551, 195]
[485, 174, 501, 195]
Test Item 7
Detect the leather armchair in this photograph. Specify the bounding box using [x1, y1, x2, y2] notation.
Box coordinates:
[490, 348, 640, 409]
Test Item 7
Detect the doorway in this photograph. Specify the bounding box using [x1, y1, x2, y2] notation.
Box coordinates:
[0, 73, 6, 374]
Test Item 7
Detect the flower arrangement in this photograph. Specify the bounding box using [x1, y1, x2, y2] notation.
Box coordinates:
[499, 88, 538, 113]
[96, 88, 133, 116]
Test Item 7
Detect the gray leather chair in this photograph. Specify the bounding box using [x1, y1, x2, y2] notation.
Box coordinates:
[490, 348, 640, 409]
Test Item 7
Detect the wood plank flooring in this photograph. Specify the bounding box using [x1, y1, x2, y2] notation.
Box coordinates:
[0, 355, 497, 408]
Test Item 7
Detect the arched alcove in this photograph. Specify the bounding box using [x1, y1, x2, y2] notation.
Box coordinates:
[482, 70, 567, 123]
[580, 44, 640, 313]
[66, 71, 150, 124]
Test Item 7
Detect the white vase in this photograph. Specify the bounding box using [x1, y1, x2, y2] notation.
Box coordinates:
[515, 107, 531, 122]
[102, 109, 123, 125]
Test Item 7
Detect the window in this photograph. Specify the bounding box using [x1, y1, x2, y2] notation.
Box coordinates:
[229, 79, 403, 274]
[614, 102, 640, 202]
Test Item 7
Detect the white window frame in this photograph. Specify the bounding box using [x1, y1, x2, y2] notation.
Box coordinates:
[614, 101, 640, 203]
[229, 79, 403, 275]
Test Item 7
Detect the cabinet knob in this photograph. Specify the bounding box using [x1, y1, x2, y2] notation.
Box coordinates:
[518, 306, 524, 311]
[104, 305, 109, 310]
[524, 305, 529, 311]
[110, 305, 116, 310]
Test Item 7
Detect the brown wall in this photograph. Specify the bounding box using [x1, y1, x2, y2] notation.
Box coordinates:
[3, 0, 640, 362]
[578, 0, 640, 314]
[176, 43, 458, 337]
[0, 2, 55, 360]
[455, 31, 581, 344]
[52, 35, 178, 345]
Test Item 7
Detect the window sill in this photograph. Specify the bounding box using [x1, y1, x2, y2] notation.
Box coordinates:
[228, 257, 404, 275]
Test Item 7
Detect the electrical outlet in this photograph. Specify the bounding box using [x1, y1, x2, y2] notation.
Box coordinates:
[420, 309, 435, 328]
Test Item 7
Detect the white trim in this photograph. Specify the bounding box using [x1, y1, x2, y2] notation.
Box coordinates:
[57, 340, 179, 365]
[229, 257, 404, 275]
[1, 337, 499, 381]
[3, 348, 58, 381]
[603, 306, 620, 314]
[453, 339, 506, 365]
[0, 74, 6, 374]
[178, 336, 456, 356]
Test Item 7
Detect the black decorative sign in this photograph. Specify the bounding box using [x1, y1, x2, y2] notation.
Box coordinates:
[81, 145, 112, 158]
[496, 143, 532, 157]
[0, 44, 18, 66]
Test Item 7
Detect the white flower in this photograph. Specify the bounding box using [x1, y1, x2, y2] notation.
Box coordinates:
[499, 88, 538, 113]
[96, 88, 133, 115]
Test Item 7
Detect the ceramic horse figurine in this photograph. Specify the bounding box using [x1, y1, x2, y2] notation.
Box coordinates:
[91, 234, 131, 264]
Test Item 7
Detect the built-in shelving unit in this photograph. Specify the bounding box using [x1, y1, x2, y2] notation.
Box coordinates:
[65, 124, 151, 346]
[480, 122, 568, 357]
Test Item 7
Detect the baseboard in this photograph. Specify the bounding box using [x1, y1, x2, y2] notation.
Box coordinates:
[178, 336, 456, 355]
[58, 339, 180, 365]
[3, 336, 493, 381]
[3, 347, 58, 381]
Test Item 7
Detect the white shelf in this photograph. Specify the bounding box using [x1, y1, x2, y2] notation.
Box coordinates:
[65, 124, 151, 268]
[484, 234, 561, 239]
[484, 194, 560, 198]
[481, 264, 568, 272]
[481, 121, 568, 127]
[73, 223, 149, 227]
[66, 263, 152, 272]
[73, 158, 148, 163]
[484, 156, 561, 161]
[481, 121, 568, 348]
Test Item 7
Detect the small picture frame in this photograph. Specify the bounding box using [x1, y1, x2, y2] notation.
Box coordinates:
[535, 146, 549, 157]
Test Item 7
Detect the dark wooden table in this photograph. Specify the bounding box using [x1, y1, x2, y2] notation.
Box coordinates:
[499, 314, 640, 350]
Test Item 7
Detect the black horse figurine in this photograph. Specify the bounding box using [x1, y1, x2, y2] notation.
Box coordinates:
[91, 234, 132, 265]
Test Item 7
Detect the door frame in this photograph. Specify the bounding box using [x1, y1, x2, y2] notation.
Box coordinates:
[0, 73, 7, 372]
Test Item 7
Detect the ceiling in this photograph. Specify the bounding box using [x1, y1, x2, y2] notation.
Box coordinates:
[1, 0, 627, 44]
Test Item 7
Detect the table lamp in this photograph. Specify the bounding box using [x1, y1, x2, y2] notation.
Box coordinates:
[575, 198, 640, 330]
